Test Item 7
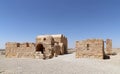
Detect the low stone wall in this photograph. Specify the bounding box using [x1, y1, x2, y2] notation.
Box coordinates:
[5, 42, 35, 58]
[5, 34, 68, 59]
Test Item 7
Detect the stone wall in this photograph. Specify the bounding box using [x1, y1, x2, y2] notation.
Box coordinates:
[53, 35, 68, 53]
[36, 34, 68, 54]
[106, 39, 112, 54]
[35, 35, 67, 59]
[5, 42, 35, 58]
[5, 34, 67, 59]
[76, 39, 105, 59]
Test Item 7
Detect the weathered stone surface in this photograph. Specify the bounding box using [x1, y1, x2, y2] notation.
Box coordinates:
[5, 34, 68, 59]
[106, 39, 112, 54]
[53, 43, 60, 57]
[36, 34, 67, 58]
[59, 43, 64, 55]
[36, 34, 68, 59]
[36, 34, 68, 54]
[76, 39, 107, 59]
[5, 42, 35, 58]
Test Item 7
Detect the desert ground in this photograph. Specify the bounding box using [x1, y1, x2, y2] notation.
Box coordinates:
[0, 49, 120, 74]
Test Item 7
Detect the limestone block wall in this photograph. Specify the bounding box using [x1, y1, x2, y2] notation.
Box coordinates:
[5, 42, 35, 58]
[5, 34, 68, 59]
[61, 36, 68, 53]
[76, 39, 105, 59]
[36, 38, 41, 44]
[36, 34, 68, 54]
[53, 35, 68, 50]
[52, 35, 68, 53]
[36, 40, 65, 58]
[59, 43, 64, 54]
[36, 36, 54, 45]
[35, 35, 65, 59]
[106, 39, 112, 54]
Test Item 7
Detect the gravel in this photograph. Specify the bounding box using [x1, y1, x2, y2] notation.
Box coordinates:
[0, 52, 120, 74]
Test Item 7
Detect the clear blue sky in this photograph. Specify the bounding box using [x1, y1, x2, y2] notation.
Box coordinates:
[0, 0, 120, 49]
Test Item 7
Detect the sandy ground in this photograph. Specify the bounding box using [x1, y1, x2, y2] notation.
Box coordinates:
[0, 50, 120, 74]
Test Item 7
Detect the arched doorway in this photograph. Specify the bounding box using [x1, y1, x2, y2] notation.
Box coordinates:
[36, 43, 45, 54]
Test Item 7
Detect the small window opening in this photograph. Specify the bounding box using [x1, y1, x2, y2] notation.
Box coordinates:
[17, 43, 20, 47]
[43, 38, 46, 41]
[87, 44, 89, 50]
[26, 43, 29, 47]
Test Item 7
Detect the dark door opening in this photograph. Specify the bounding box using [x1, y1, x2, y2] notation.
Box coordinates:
[36, 43, 45, 54]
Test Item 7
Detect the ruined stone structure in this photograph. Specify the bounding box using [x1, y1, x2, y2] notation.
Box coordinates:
[76, 39, 112, 59]
[106, 39, 112, 54]
[36, 34, 68, 54]
[5, 34, 68, 59]
[5, 42, 35, 58]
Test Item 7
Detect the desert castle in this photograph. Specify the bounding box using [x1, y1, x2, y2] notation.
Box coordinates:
[5, 34, 68, 59]
[5, 34, 112, 59]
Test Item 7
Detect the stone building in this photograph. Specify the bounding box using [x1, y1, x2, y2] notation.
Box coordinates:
[5, 34, 68, 59]
[76, 39, 112, 59]
[36, 34, 68, 54]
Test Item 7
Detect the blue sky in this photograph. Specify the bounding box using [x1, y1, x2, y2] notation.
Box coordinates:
[0, 0, 120, 48]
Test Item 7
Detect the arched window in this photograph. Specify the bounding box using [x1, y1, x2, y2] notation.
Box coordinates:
[43, 38, 46, 41]
[87, 44, 89, 50]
